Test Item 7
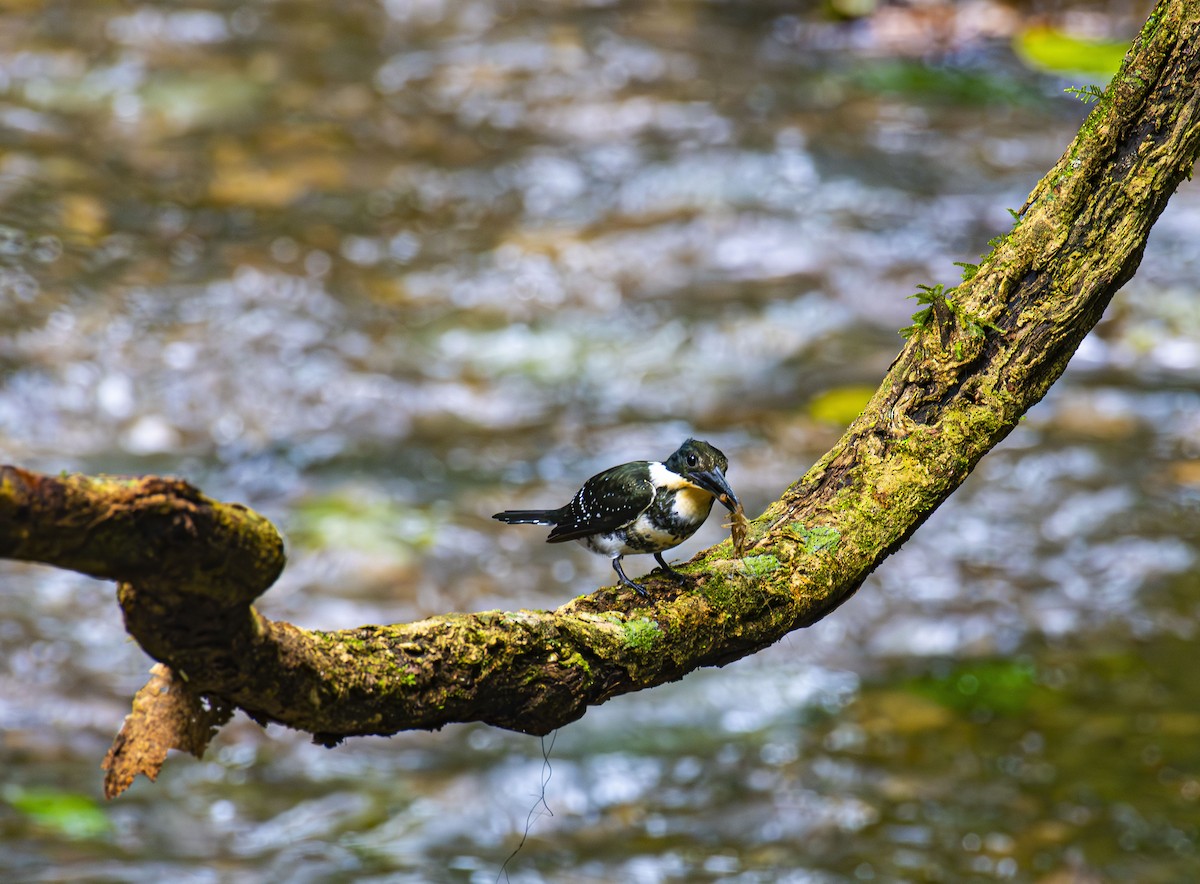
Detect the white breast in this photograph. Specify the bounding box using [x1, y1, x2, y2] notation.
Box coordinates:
[647, 461, 713, 520]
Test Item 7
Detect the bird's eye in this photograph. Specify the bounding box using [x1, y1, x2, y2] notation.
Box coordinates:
[686, 453, 698, 467]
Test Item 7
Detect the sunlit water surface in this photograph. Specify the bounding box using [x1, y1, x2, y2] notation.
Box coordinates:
[2, 1, 1199, 882]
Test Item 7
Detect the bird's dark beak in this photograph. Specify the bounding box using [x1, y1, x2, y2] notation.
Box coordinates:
[690, 468, 740, 513]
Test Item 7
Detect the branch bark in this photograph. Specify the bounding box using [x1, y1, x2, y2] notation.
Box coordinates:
[1, 0, 1198, 793]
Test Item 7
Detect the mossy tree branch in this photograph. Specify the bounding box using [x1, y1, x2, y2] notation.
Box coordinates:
[1, 0, 1198, 794]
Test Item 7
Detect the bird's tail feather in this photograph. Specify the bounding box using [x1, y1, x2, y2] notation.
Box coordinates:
[492, 509, 560, 526]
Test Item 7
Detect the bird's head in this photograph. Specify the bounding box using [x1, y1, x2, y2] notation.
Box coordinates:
[665, 439, 740, 513]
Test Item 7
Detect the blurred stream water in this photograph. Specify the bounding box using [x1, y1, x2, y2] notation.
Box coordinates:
[2, 1, 1199, 881]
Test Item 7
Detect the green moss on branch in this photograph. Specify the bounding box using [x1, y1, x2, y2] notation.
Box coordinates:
[0, 0, 1197, 762]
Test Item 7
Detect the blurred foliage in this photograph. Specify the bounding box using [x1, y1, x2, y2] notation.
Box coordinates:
[807, 385, 877, 426]
[286, 488, 444, 557]
[1013, 26, 1129, 78]
[849, 59, 1046, 105]
[2, 786, 111, 840]
[906, 658, 1039, 716]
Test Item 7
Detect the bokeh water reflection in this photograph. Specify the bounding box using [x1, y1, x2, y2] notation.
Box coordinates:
[2, 0, 1199, 881]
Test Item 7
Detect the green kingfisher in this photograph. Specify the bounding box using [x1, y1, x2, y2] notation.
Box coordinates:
[493, 438, 741, 595]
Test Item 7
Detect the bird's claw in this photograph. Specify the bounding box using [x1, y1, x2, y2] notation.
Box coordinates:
[612, 558, 649, 596]
[620, 577, 649, 597]
[653, 553, 689, 585]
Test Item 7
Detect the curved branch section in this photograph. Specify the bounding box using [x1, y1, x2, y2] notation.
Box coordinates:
[0, 467, 285, 602]
[1, 0, 1198, 753]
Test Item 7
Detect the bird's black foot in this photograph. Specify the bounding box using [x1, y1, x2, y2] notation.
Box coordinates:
[653, 552, 689, 584]
[612, 557, 648, 596]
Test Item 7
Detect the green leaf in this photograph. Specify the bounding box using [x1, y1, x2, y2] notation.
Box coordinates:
[1064, 84, 1105, 103]
[954, 261, 979, 282]
[1013, 27, 1127, 78]
[900, 283, 951, 338]
[807, 385, 877, 425]
[3, 785, 111, 840]
[911, 282, 947, 305]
